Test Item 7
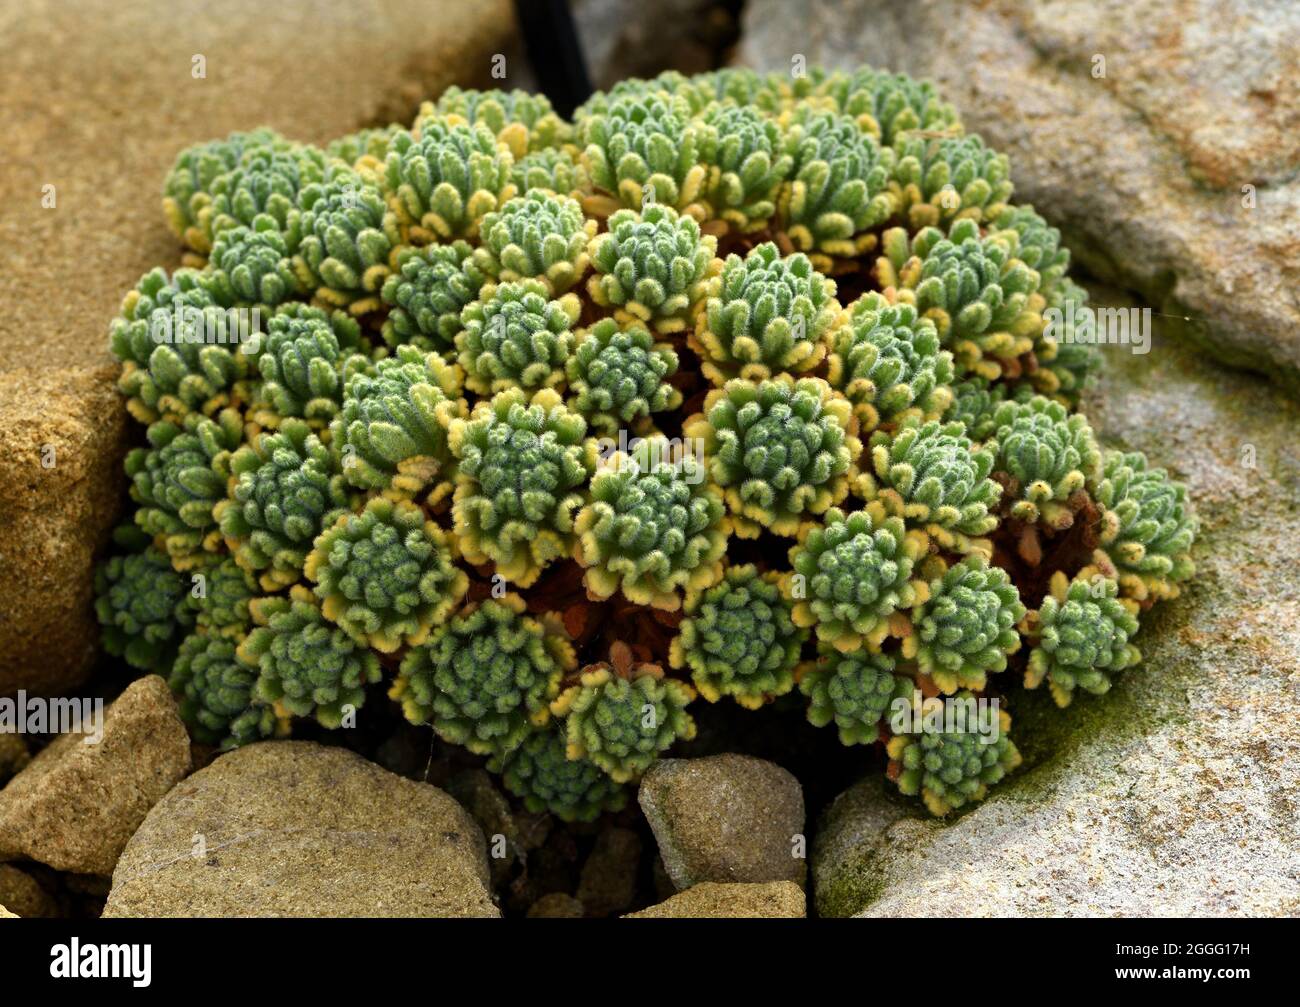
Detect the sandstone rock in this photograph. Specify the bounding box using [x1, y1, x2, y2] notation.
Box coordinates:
[576, 826, 642, 917]
[104, 741, 499, 917]
[0, 675, 191, 876]
[0, 366, 127, 698]
[639, 754, 805, 890]
[0, 864, 59, 918]
[624, 881, 805, 918]
[812, 290, 1300, 917]
[740, 0, 1300, 394]
[0, 0, 520, 697]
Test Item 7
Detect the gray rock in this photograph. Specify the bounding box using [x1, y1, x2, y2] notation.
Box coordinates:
[572, 0, 727, 91]
[0, 675, 191, 876]
[624, 880, 806, 918]
[740, 0, 1300, 394]
[0, 366, 126, 698]
[104, 741, 499, 918]
[812, 290, 1300, 917]
[639, 754, 805, 890]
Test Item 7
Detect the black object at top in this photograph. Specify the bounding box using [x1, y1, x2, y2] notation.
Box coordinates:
[513, 0, 594, 120]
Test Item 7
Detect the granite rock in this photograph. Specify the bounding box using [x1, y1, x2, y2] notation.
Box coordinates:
[812, 290, 1300, 917]
[741, 0, 1300, 393]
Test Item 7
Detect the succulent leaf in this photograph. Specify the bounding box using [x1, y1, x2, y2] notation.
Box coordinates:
[126, 408, 244, 565]
[819, 67, 962, 145]
[492, 725, 628, 822]
[907, 554, 1025, 693]
[216, 419, 351, 589]
[551, 663, 696, 783]
[877, 218, 1045, 381]
[686, 375, 860, 537]
[162, 128, 296, 255]
[327, 125, 405, 182]
[826, 291, 955, 433]
[291, 172, 398, 311]
[207, 143, 331, 239]
[109, 268, 253, 425]
[304, 496, 468, 652]
[888, 134, 1012, 230]
[670, 564, 806, 708]
[471, 191, 597, 294]
[511, 147, 587, 197]
[886, 695, 1020, 815]
[380, 240, 488, 353]
[576, 435, 728, 610]
[565, 318, 681, 436]
[456, 279, 579, 394]
[587, 204, 718, 333]
[94, 527, 195, 671]
[449, 387, 596, 587]
[988, 204, 1071, 301]
[381, 122, 516, 244]
[692, 104, 792, 233]
[203, 222, 303, 308]
[241, 586, 382, 728]
[189, 554, 257, 638]
[417, 86, 569, 158]
[391, 593, 575, 755]
[1026, 571, 1141, 706]
[1091, 450, 1197, 600]
[692, 242, 838, 384]
[858, 418, 1002, 553]
[579, 91, 707, 213]
[777, 111, 895, 265]
[332, 345, 467, 500]
[800, 648, 912, 746]
[784, 506, 926, 652]
[249, 304, 364, 434]
[169, 631, 286, 749]
[989, 395, 1102, 527]
[943, 378, 1008, 441]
